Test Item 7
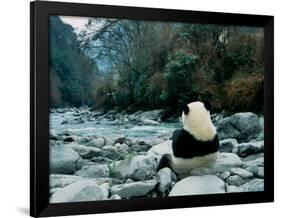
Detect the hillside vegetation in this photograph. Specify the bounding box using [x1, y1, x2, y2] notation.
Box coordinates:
[49, 16, 264, 114]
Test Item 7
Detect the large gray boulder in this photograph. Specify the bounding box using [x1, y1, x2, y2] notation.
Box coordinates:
[216, 112, 262, 142]
[110, 179, 157, 198]
[110, 155, 158, 180]
[169, 175, 225, 196]
[232, 141, 264, 157]
[213, 153, 242, 173]
[75, 164, 109, 178]
[50, 180, 107, 203]
[50, 145, 80, 174]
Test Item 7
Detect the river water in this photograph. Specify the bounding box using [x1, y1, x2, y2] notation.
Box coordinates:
[50, 111, 181, 139]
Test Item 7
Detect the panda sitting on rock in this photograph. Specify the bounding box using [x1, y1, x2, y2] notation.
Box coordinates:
[157, 101, 219, 176]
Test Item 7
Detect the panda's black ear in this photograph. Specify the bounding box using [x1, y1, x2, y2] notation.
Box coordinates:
[183, 105, 189, 115]
[203, 100, 211, 111]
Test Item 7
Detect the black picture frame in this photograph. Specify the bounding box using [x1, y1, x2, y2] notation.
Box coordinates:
[30, 1, 274, 217]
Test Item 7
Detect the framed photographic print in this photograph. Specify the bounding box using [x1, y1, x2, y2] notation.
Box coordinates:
[30, 1, 274, 217]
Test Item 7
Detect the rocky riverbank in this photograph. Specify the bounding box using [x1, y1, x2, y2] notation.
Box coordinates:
[49, 107, 264, 203]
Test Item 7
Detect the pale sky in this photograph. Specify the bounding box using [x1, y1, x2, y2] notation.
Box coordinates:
[60, 16, 89, 33]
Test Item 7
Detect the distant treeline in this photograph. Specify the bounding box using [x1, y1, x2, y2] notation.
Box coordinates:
[49, 16, 264, 114]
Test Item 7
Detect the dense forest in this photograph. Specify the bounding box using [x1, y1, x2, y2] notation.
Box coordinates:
[49, 16, 264, 114]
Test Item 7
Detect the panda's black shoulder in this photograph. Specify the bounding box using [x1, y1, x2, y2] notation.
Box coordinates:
[171, 128, 219, 158]
[172, 128, 194, 145]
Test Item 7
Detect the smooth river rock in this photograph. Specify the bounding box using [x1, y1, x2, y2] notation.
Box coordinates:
[110, 179, 157, 198]
[169, 175, 225, 196]
[50, 180, 107, 203]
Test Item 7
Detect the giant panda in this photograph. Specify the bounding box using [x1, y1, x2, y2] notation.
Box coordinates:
[157, 101, 219, 175]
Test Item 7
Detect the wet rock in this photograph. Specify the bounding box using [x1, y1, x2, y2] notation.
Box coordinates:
[110, 179, 157, 198]
[75, 164, 109, 178]
[219, 138, 238, 153]
[169, 175, 225, 196]
[233, 141, 264, 157]
[216, 112, 262, 142]
[50, 145, 80, 174]
[50, 180, 107, 203]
